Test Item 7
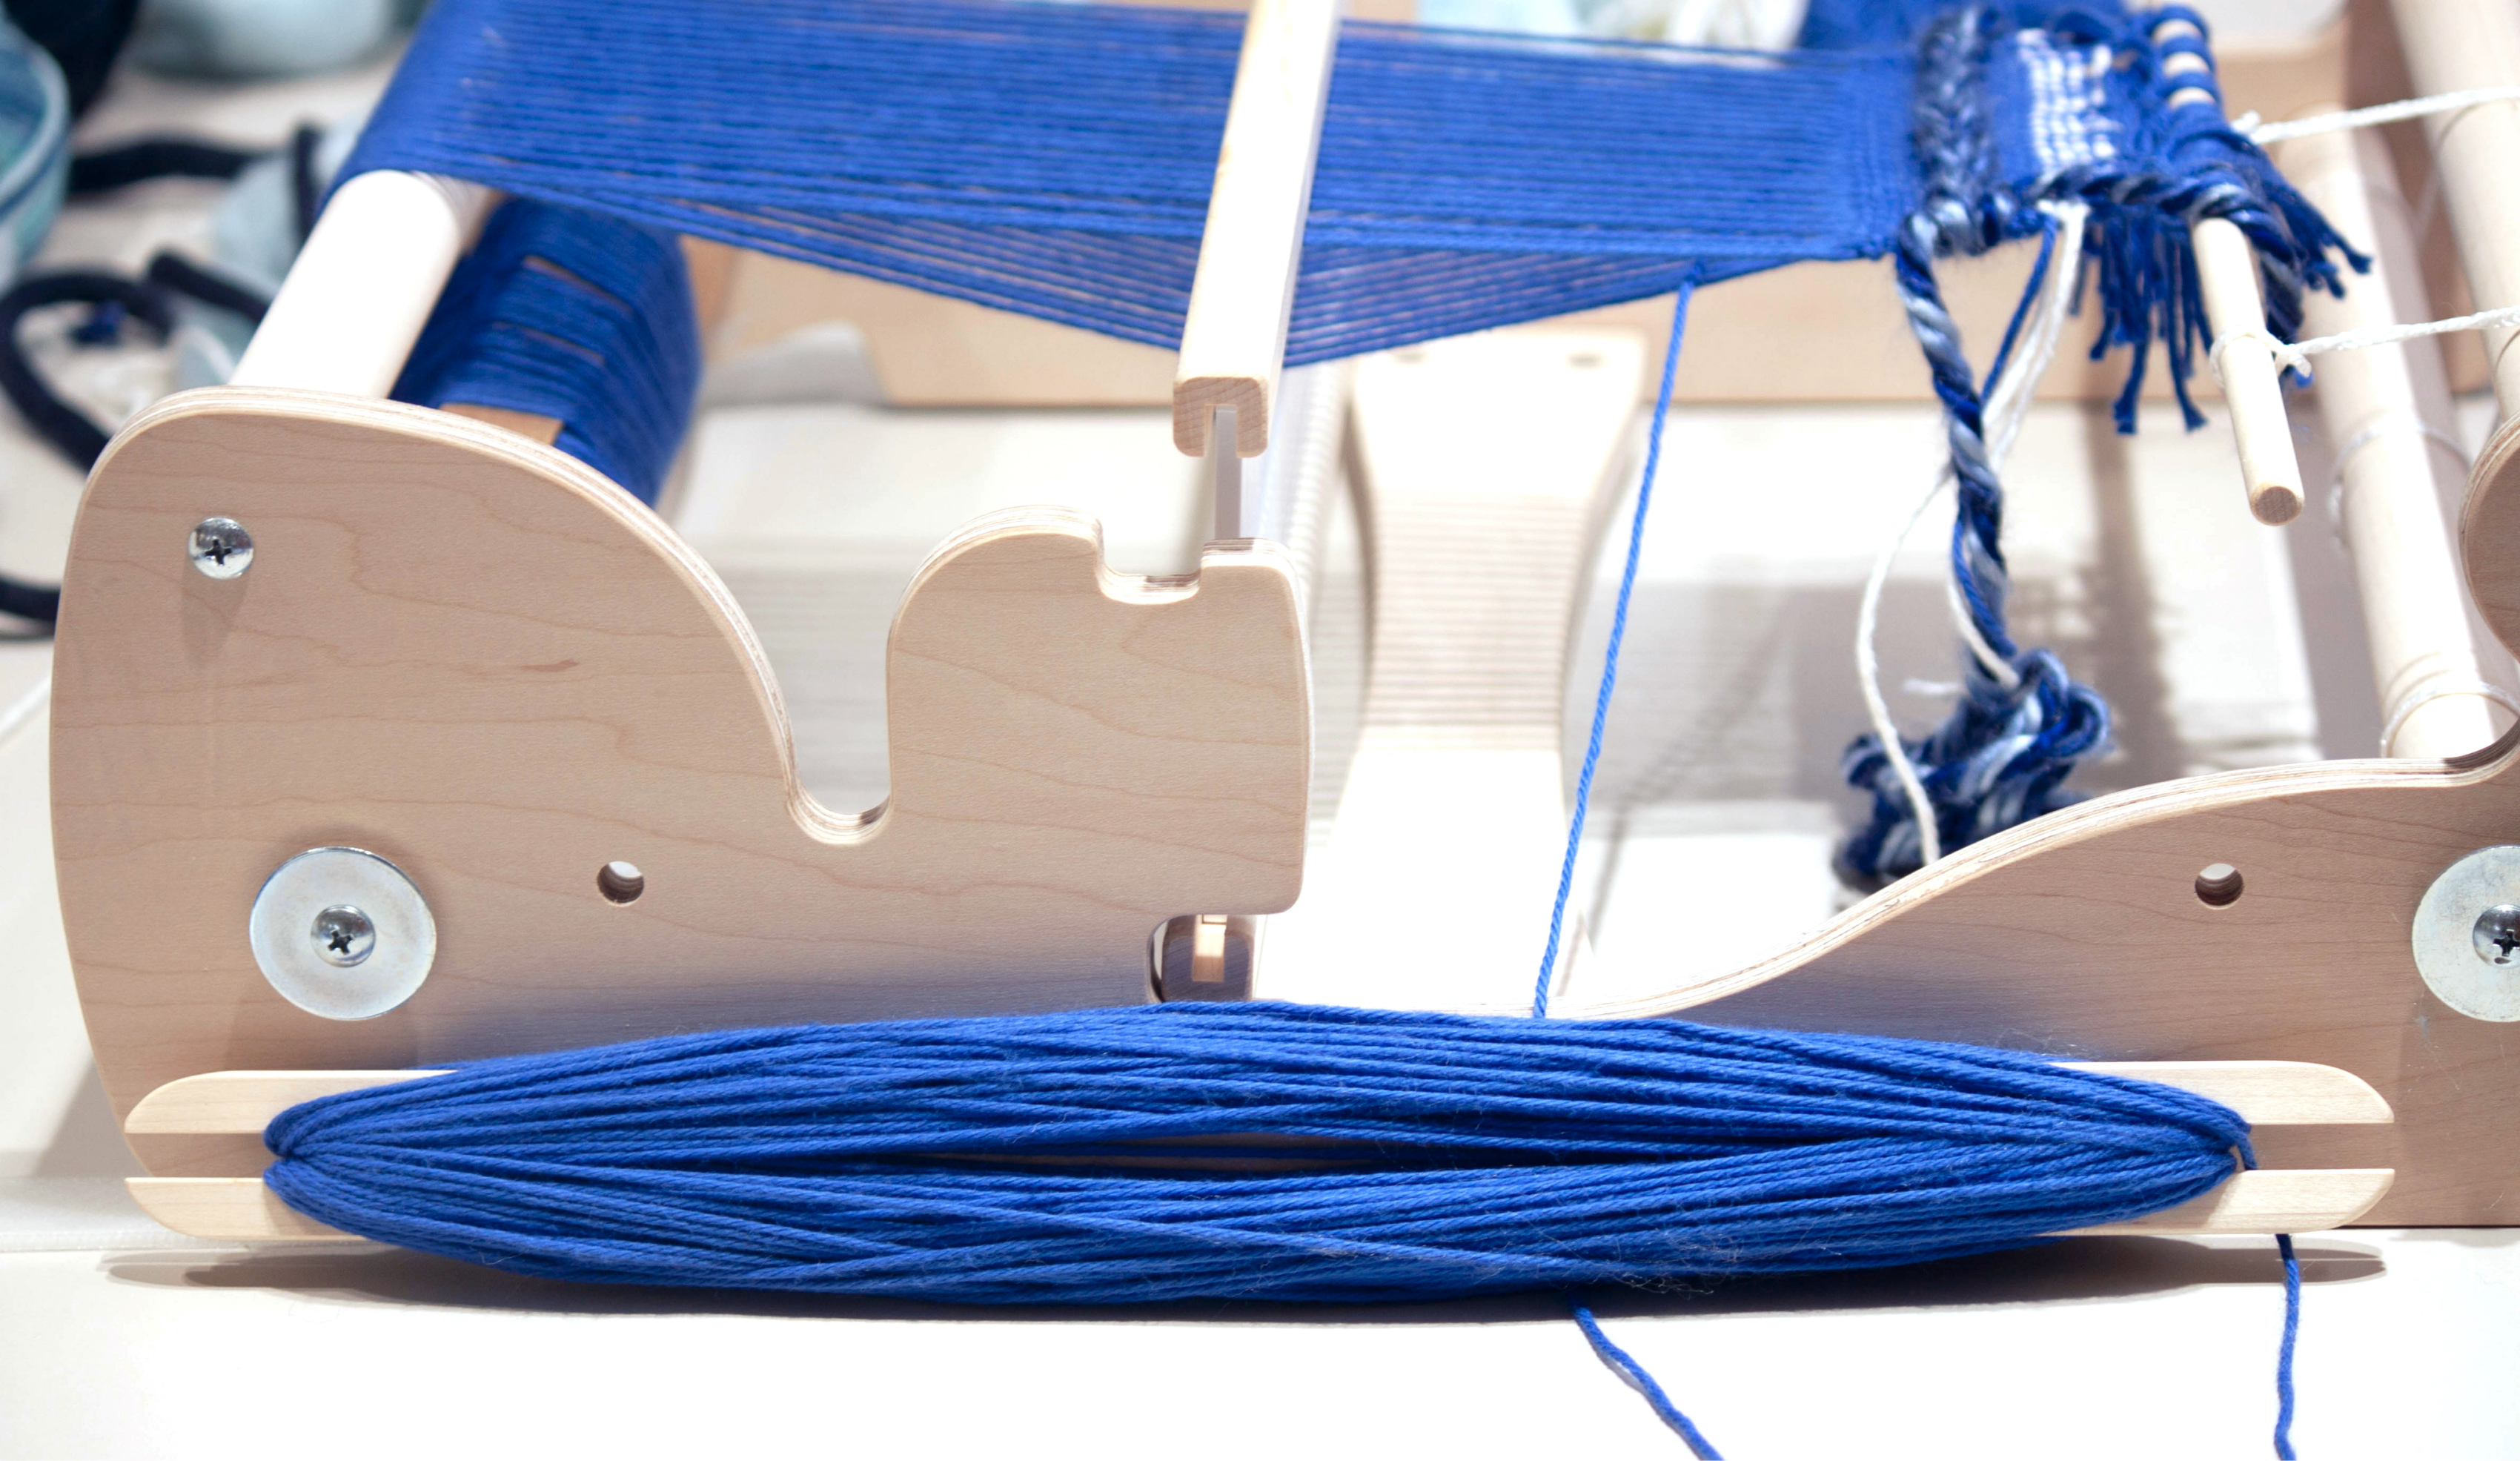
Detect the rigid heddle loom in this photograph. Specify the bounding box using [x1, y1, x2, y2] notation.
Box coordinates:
[39, 0, 2520, 1451]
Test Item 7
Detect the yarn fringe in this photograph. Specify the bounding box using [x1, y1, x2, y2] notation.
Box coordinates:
[1837, 4, 2362, 889]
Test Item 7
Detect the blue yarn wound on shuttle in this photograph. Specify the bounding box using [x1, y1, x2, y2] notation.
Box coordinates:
[259, 1004, 2251, 1304]
[390, 198, 698, 506]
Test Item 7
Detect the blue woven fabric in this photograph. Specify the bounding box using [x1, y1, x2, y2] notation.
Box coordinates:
[391, 199, 697, 506]
[260, 1003, 2251, 1303]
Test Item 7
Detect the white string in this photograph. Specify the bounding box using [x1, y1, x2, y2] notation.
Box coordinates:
[2324, 410, 2469, 534]
[2227, 302, 2520, 379]
[1854, 200, 2086, 870]
[0, 674, 50, 751]
[2381, 680, 2520, 758]
[2242, 86, 2520, 146]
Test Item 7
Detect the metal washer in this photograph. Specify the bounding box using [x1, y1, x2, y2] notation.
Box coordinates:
[249, 847, 436, 1021]
[2412, 845, 2520, 1022]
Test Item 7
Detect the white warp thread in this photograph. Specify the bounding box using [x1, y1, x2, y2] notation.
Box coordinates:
[2381, 680, 2520, 759]
[2242, 86, 2520, 145]
[2228, 302, 2520, 380]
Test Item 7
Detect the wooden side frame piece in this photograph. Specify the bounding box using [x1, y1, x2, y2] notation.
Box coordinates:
[52, 388, 1310, 1172]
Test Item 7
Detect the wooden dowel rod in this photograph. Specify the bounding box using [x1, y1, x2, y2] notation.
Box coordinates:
[1172, 0, 1340, 466]
[2193, 216, 2307, 526]
[231, 170, 500, 398]
[2390, 0, 2520, 421]
[2278, 123, 2520, 759]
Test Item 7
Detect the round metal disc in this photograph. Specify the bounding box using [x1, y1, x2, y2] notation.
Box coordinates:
[248, 847, 436, 1020]
[2412, 845, 2520, 1022]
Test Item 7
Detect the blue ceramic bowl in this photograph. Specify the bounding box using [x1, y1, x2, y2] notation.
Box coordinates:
[0, 20, 67, 283]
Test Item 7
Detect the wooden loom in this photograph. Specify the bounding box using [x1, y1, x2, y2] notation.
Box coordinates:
[48, 0, 2520, 1247]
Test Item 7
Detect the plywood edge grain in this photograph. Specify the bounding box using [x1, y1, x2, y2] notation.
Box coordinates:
[126, 1179, 361, 1242]
[125, 1070, 454, 1134]
[1553, 741, 2520, 1022]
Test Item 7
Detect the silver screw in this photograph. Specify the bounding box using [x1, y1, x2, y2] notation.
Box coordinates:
[2473, 904, 2520, 966]
[310, 905, 376, 968]
[189, 517, 253, 580]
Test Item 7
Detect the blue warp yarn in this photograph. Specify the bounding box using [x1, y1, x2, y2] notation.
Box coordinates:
[335, 0, 2347, 393]
[390, 198, 699, 506]
[261, 1003, 2253, 1305]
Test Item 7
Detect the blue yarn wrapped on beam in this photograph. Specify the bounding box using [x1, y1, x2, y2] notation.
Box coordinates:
[391, 198, 699, 506]
[259, 1004, 2252, 1303]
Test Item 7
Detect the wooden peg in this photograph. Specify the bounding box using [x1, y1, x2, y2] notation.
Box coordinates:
[2193, 216, 2306, 526]
[1171, 0, 1341, 463]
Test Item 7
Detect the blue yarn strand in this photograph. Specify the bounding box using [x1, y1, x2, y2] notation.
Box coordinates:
[2274, 1232, 2301, 1458]
[1527, 284, 1716, 1447]
[1570, 1297, 1725, 1458]
[1533, 281, 1691, 1020]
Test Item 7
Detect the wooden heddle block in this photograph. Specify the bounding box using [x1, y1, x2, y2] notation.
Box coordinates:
[50, 386, 1310, 1175]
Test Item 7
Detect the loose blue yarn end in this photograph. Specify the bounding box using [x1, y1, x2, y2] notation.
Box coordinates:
[1836, 4, 2364, 888]
[259, 1004, 2254, 1306]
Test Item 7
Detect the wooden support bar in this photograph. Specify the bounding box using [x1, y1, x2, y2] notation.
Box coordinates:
[2055, 1059, 2393, 1126]
[1171, 0, 1340, 467]
[2276, 122, 2520, 759]
[127, 1167, 2397, 1245]
[123, 1069, 449, 1135]
[2391, 0, 2520, 420]
[231, 170, 500, 398]
[2061, 1167, 2394, 1237]
[127, 1059, 2392, 1136]
[2194, 216, 2307, 526]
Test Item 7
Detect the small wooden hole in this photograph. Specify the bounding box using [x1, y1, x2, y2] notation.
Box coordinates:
[2194, 863, 2243, 908]
[597, 860, 646, 904]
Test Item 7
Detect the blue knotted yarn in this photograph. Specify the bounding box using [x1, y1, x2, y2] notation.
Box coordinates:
[262, 1003, 2251, 1304]
[390, 198, 698, 506]
[1835, 5, 2361, 887]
